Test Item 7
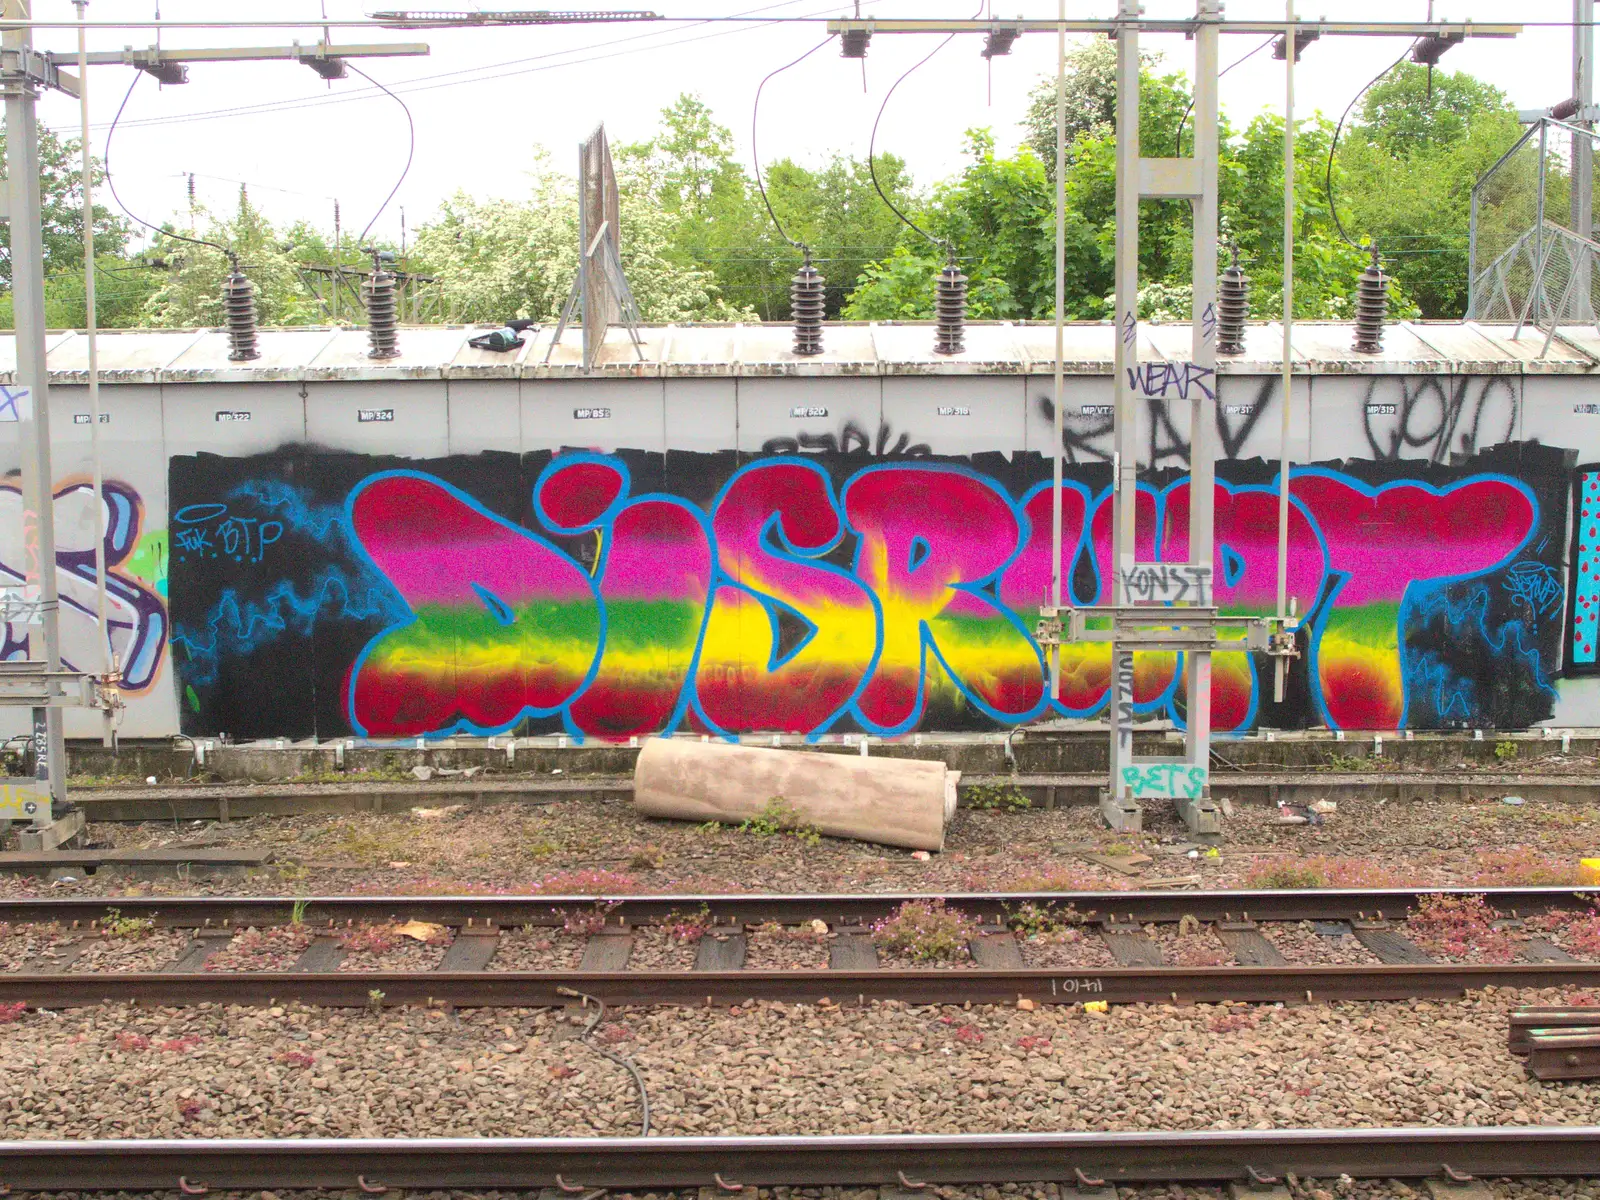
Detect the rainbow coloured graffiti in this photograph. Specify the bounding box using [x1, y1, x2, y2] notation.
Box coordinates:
[289, 450, 1552, 741]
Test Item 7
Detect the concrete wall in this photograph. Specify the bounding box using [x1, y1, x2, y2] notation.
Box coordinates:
[0, 365, 1593, 740]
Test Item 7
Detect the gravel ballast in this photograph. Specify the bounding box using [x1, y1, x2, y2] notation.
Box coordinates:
[2, 988, 1598, 1140]
[4, 788, 1598, 902]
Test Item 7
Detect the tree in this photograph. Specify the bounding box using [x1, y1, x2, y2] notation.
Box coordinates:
[0, 128, 128, 289]
[412, 153, 751, 325]
[1021, 38, 1171, 172]
[1332, 63, 1523, 316]
[845, 130, 1049, 320]
[139, 188, 321, 327]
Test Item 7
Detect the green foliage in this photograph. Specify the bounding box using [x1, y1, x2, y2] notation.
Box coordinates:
[102, 907, 155, 938]
[0, 128, 129, 289]
[870, 898, 980, 963]
[1332, 63, 1523, 317]
[138, 189, 324, 328]
[737, 796, 822, 845]
[964, 782, 1033, 811]
[1494, 739, 1518, 762]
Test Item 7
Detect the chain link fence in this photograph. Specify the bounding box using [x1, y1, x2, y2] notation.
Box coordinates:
[1470, 117, 1600, 341]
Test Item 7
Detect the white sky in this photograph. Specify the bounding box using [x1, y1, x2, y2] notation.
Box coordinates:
[23, 0, 1576, 250]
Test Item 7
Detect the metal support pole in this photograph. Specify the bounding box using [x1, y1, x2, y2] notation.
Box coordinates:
[1575, 0, 1594, 320]
[1108, 0, 1141, 799]
[1187, 0, 1220, 769]
[4, 0, 67, 813]
[1274, 0, 1296, 705]
[1048, 0, 1065, 702]
[75, 0, 112, 749]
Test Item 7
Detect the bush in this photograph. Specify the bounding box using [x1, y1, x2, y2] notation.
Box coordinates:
[871, 899, 980, 963]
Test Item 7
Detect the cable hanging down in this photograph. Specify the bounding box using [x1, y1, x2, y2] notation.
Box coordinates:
[865, 6, 982, 355]
[1324, 49, 1408, 352]
[751, 35, 834, 356]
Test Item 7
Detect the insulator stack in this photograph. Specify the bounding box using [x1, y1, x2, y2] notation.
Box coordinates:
[1216, 253, 1249, 356]
[933, 258, 968, 355]
[221, 270, 261, 362]
[363, 267, 401, 360]
[790, 256, 825, 356]
[1352, 251, 1390, 354]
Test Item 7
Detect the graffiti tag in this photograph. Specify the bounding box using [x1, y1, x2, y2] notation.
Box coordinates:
[173, 503, 284, 564]
[1120, 562, 1213, 607]
[1121, 763, 1209, 800]
[1127, 361, 1215, 402]
[1503, 560, 1564, 621]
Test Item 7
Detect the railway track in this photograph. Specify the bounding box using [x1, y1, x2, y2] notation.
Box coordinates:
[0, 1128, 1597, 1191]
[2, 887, 1599, 1009]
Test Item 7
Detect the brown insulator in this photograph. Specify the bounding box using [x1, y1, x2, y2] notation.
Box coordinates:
[363, 267, 401, 360]
[221, 270, 260, 362]
[933, 257, 968, 355]
[791, 256, 825, 356]
[1352, 250, 1390, 354]
[1216, 249, 1249, 356]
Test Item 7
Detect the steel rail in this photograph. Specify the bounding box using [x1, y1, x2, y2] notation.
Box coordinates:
[0, 886, 1592, 929]
[0, 1128, 1597, 1190]
[5, 963, 1600, 1009]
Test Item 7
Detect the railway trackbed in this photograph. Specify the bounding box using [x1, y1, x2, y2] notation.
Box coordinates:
[0, 1128, 1598, 1191]
[2, 887, 1600, 1009]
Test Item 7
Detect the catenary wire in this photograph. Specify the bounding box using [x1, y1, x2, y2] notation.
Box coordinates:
[867, 2, 984, 255]
[751, 34, 835, 253]
[346, 64, 415, 246]
[57, 0, 857, 135]
[1173, 34, 1277, 156]
[1326, 47, 1413, 249]
[102, 68, 235, 261]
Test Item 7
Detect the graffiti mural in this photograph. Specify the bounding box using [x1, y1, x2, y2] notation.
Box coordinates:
[169, 440, 1571, 741]
[0, 478, 168, 693]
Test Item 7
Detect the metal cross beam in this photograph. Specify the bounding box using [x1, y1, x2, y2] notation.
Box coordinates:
[825, 18, 1520, 37]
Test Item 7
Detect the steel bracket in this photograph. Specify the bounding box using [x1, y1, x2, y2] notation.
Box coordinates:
[0, 47, 77, 97]
[0, 661, 120, 710]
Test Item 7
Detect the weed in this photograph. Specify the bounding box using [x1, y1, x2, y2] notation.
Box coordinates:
[695, 821, 723, 837]
[341, 924, 400, 955]
[1244, 859, 1327, 889]
[1471, 847, 1582, 887]
[367, 988, 386, 1013]
[597, 1023, 634, 1045]
[965, 784, 1032, 812]
[561, 900, 621, 937]
[628, 844, 666, 870]
[159, 1035, 203, 1053]
[277, 862, 311, 884]
[1003, 901, 1082, 938]
[663, 904, 714, 944]
[871, 898, 980, 963]
[526, 838, 560, 862]
[738, 797, 822, 845]
[0, 1001, 24, 1024]
[550, 1064, 577, 1080]
[115, 1031, 150, 1051]
[1243, 855, 1408, 890]
[1325, 752, 1368, 772]
[953, 1023, 984, 1045]
[290, 898, 309, 926]
[102, 908, 155, 939]
[1529, 908, 1600, 957]
[1006, 864, 1107, 892]
[1495, 739, 1519, 762]
[1407, 893, 1516, 962]
[1015, 1035, 1052, 1052]
[177, 1098, 203, 1122]
[276, 1050, 316, 1069]
[532, 868, 640, 895]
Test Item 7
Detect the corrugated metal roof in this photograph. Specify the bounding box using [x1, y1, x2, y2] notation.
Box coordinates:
[8, 320, 1595, 383]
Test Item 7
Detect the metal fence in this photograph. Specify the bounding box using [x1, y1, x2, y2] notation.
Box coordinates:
[1470, 116, 1600, 350]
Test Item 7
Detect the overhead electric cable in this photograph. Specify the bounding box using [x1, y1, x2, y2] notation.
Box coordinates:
[1325, 46, 1412, 248]
[751, 34, 834, 252]
[1174, 34, 1277, 155]
[103, 69, 236, 261]
[346, 64, 416, 245]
